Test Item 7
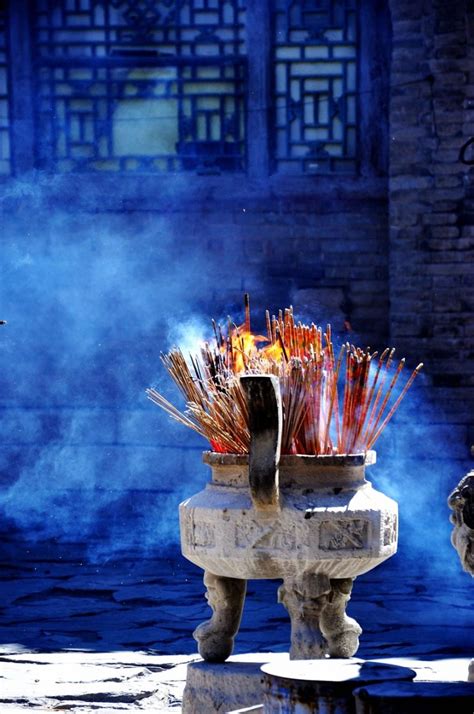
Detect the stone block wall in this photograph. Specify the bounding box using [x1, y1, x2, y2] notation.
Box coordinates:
[0, 181, 389, 546]
[389, 0, 474, 454]
[1, 0, 474, 553]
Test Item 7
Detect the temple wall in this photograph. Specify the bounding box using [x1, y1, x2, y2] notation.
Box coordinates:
[0, 0, 472, 560]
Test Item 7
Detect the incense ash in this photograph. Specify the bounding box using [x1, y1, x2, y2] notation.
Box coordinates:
[147, 296, 422, 456]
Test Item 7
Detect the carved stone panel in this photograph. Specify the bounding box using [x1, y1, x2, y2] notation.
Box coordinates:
[181, 510, 194, 547]
[181, 517, 215, 549]
[236, 521, 296, 551]
[193, 522, 216, 548]
[319, 519, 369, 551]
[382, 512, 398, 546]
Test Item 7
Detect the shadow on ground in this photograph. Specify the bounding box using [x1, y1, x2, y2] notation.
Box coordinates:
[1, 530, 473, 659]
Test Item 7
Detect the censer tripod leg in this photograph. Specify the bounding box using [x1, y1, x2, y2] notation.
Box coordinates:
[319, 577, 362, 658]
[193, 570, 247, 663]
[278, 572, 331, 659]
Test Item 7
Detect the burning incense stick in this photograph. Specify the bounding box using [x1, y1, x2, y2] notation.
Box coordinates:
[244, 293, 251, 333]
[367, 363, 423, 449]
[148, 297, 422, 456]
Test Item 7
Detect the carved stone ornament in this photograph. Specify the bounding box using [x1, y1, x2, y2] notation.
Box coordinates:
[448, 470, 474, 576]
[448, 469, 474, 681]
[278, 572, 362, 659]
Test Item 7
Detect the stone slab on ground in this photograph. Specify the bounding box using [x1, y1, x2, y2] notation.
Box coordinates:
[0, 650, 199, 711]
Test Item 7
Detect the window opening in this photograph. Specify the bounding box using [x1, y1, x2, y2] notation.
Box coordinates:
[0, 1, 10, 174]
[34, 0, 247, 173]
[273, 0, 359, 174]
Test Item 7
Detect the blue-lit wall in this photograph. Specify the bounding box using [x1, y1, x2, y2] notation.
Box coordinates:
[0, 173, 470, 577]
[0, 0, 473, 579]
[0, 176, 392, 559]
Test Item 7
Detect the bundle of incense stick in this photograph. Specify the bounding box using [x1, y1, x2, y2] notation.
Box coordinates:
[147, 296, 422, 455]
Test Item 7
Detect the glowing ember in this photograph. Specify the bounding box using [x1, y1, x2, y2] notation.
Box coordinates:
[147, 296, 422, 456]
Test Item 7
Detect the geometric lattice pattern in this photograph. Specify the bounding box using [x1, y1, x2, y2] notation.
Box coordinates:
[273, 0, 358, 174]
[0, 2, 10, 174]
[34, 0, 247, 173]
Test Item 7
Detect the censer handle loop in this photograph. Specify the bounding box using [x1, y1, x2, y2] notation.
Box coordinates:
[240, 374, 282, 512]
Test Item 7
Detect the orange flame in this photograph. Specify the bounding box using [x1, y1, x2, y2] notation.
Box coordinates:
[228, 324, 273, 373]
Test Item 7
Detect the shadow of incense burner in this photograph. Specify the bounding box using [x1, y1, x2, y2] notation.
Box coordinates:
[448, 467, 474, 681]
[179, 375, 398, 662]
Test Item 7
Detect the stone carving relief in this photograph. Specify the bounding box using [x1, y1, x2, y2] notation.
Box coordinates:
[383, 512, 398, 546]
[278, 571, 362, 659]
[193, 523, 215, 548]
[319, 519, 368, 551]
[183, 516, 215, 549]
[181, 511, 194, 547]
[236, 521, 296, 550]
[448, 471, 474, 576]
[448, 470, 474, 682]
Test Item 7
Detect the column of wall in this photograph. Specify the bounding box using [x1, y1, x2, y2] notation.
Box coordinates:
[389, 0, 474, 458]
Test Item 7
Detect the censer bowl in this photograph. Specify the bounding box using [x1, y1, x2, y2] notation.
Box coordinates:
[179, 376, 398, 662]
[181, 450, 396, 581]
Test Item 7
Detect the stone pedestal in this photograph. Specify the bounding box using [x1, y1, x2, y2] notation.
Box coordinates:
[182, 655, 416, 714]
[353, 682, 474, 714]
[262, 659, 416, 714]
[182, 653, 287, 713]
[183, 655, 474, 713]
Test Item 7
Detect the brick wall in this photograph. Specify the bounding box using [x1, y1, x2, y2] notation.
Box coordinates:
[0, 179, 389, 544]
[389, 0, 474, 456]
[2, 0, 474, 549]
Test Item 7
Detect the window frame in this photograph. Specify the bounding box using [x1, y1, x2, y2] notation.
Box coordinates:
[4, 0, 390, 196]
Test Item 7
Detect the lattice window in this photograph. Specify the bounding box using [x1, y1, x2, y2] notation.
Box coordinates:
[34, 0, 246, 173]
[0, 2, 10, 174]
[274, 0, 358, 174]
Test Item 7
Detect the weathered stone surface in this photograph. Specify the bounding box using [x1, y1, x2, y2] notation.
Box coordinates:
[180, 453, 397, 582]
[0, 650, 198, 711]
[448, 469, 474, 574]
[182, 655, 474, 714]
[240, 374, 282, 513]
[182, 653, 287, 713]
[181, 452, 397, 661]
[193, 572, 247, 663]
[448, 469, 474, 681]
[261, 659, 416, 714]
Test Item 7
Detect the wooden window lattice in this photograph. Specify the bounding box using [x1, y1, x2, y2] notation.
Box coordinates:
[0, 2, 10, 174]
[34, 0, 246, 173]
[1, 0, 373, 177]
[274, 0, 359, 174]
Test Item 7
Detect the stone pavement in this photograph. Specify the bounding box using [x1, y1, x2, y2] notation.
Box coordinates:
[0, 535, 473, 711]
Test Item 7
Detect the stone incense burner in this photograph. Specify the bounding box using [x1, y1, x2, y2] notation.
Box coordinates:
[180, 375, 398, 661]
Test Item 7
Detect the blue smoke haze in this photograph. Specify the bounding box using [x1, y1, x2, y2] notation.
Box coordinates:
[0, 178, 470, 585]
[0, 184, 254, 558]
